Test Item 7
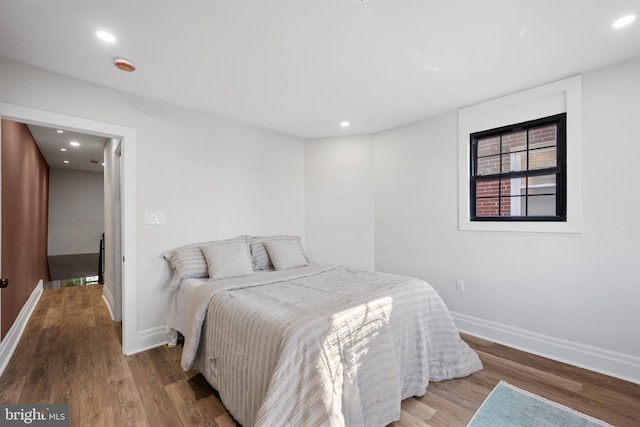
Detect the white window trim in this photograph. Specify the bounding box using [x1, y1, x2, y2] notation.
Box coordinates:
[458, 75, 582, 233]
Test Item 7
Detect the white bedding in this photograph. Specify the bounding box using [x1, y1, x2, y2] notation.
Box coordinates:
[166, 277, 206, 347]
[167, 264, 482, 427]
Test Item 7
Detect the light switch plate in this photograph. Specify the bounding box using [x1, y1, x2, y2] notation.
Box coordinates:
[144, 211, 166, 225]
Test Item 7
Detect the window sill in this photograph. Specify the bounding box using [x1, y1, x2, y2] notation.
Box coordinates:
[459, 219, 580, 233]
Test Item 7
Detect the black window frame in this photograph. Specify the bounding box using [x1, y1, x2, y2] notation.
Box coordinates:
[470, 113, 567, 222]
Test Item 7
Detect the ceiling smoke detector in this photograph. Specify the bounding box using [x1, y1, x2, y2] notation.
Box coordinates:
[114, 58, 136, 72]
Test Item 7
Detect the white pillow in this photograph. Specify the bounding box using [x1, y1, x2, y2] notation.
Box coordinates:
[263, 240, 309, 270]
[202, 242, 254, 280]
[250, 235, 309, 270]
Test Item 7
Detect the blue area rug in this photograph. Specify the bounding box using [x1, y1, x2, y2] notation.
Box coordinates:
[467, 381, 612, 427]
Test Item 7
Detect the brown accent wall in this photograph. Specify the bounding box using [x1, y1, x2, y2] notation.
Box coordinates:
[1, 119, 50, 340]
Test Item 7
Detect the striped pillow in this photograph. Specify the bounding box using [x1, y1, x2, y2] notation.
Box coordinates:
[164, 236, 250, 289]
[249, 235, 309, 271]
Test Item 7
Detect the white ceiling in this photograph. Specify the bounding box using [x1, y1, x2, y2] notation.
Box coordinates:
[1, 1, 639, 139]
[28, 124, 107, 174]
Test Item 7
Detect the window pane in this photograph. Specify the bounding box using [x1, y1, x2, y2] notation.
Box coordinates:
[527, 174, 556, 192]
[529, 124, 557, 150]
[502, 152, 524, 172]
[500, 178, 511, 195]
[476, 197, 499, 217]
[499, 196, 511, 216]
[477, 136, 500, 157]
[509, 195, 526, 216]
[527, 195, 556, 216]
[528, 147, 557, 170]
[501, 131, 527, 153]
[477, 155, 500, 175]
[476, 179, 500, 198]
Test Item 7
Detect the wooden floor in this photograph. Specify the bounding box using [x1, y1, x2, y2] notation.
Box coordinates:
[1, 285, 639, 427]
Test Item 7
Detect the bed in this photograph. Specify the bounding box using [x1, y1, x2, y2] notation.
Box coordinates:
[165, 235, 482, 427]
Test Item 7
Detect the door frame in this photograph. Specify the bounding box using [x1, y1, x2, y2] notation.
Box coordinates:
[113, 141, 123, 321]
[0, 102, 138, 355]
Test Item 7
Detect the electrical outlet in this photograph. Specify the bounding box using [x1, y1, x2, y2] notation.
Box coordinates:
[456, 279, 465, 292]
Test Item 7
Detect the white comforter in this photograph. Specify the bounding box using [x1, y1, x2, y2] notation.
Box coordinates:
[166, 264, 482, 427]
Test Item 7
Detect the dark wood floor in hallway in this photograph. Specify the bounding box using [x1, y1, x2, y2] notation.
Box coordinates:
[1, 285, 638, 426]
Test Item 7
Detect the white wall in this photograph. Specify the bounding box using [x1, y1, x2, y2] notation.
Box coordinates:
[305, 135, 374, 269]
[374, 57, 640, 382]
[48, 168, 104, 256]
[0, 57, 305, 348]
[304, 56, 640, 383]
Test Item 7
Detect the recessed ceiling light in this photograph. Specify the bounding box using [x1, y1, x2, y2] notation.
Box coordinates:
[70, 141, 80, 147]
[612, 14, 637, 29]
[63, 160, 70, 164]
[60, 148, 67, 152]
[96, 30, 116, 43]
[56, 129, 64, 134]
[340, 121, 350, 128]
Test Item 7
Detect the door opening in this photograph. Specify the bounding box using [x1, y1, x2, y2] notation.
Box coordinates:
[0, 102, 137, 355]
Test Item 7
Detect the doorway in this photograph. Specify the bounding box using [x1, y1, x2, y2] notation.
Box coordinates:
[0, 102, 137, 355]
[34, 124, 108, 289]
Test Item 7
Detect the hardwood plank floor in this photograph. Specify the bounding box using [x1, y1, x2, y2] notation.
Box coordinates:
[1, 285, 638, 426]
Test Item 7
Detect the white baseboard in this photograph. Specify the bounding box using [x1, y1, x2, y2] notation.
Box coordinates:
[452, 312, 640, 385]
[128, 326, 167, 355]
[102, 286, 116, 321]
[102, 287, 165, 356]
[0, 280, 43, 377]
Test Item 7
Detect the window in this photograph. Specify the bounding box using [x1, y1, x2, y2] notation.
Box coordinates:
[470, 113, 566, 221]
[458, 75, 581, 233]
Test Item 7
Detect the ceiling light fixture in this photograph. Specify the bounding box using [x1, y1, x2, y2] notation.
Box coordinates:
[96, 30, 116, 43]
[340, 121, 350, 128]
[114, 58, 136, 72]
[63, 160, 70, 164]
[70, 141, 80, 147]
[611, 14, 637, 29]
[56, 129, 64, 134]
[60, 148, 67, 152]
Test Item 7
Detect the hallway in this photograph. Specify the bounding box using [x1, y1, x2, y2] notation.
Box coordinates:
[0, 285, 235, 426]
